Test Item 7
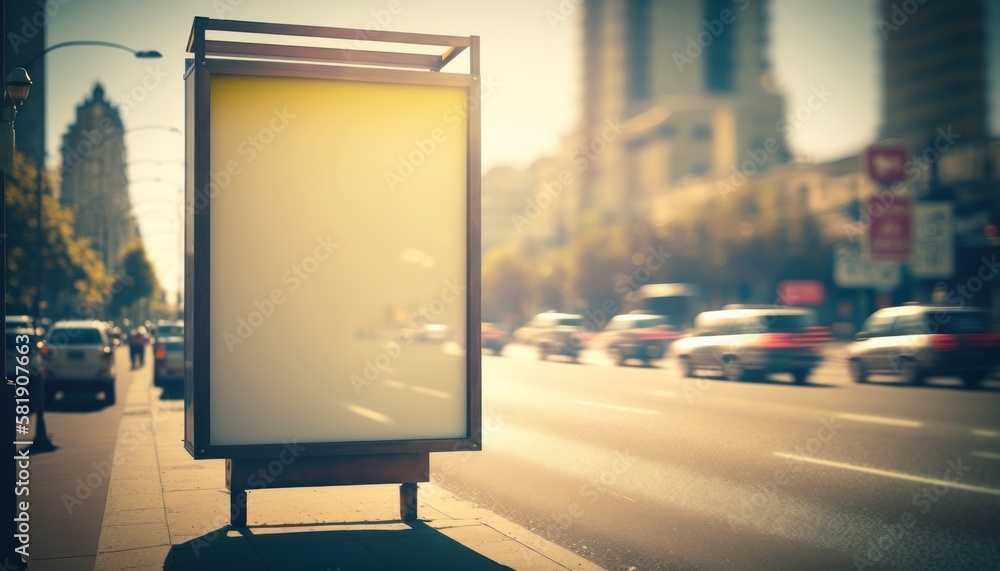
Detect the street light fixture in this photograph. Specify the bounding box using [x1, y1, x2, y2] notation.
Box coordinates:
[2, 68, 32, 171]
[4, 67, 32, 103]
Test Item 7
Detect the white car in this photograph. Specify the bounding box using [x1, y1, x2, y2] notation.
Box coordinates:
[42, 320, 117, 403]
[512, 312, 584, 345]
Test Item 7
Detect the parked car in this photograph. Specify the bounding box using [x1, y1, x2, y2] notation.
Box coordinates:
[591, 312, 681, 366]
[5, 327, 47, 391]
[670, 307, 830, 384]
[153, 336, 185, 387]
[481, 323, 510, 355]
[6, 315, 43, 338]
[846, 304, 1000, 388]
[154, 320, 184, 341]
[41, 320, 116, 403]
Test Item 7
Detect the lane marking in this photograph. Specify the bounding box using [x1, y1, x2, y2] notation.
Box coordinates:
[972, 451, 1000, 461]
[836, 413, 923, 428]
[645, 390, 679, 398]
[972, 429, 1000, 438]
[570, 400, 662, 416]
[609, 490, 636, 502]
[775, 452, 1000, 496]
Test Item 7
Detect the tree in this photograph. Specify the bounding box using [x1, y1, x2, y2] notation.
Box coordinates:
[482, 243, 536, 325]
[107, 239, 161, 320]
[5, 152, 109, 316]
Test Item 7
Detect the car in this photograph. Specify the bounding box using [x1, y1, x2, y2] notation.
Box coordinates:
[6, 314, 43, 337]
[153, 336, 185, 387]
[41, 320, 117, 403]
[5, 327, 47, 389]
[846, 304, 1000, 388]
[513, 312, 585, 345]
[154, 320, 184, 342]
[415, 323, 451, 343]
[591, 312, 681, 366]
[481, 323, 510, 355]
[670, 307, 829, 384]
[518, 313, 585, 362]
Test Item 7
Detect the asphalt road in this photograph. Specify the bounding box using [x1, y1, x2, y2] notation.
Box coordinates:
[431, 343, 1000, 570]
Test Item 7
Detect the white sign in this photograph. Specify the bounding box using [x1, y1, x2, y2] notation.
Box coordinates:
[911, 202, 954, 278]
[834, 242, 900, 290]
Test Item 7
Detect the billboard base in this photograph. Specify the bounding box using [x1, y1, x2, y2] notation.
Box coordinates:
[226, 453, 430, 526]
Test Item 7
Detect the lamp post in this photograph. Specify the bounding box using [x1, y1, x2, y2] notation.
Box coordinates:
[1, 67, 31, 170]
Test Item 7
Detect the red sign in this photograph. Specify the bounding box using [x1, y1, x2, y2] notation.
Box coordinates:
[863, 145, 908, 184]
[867, 196, 911, 260]
[777, 280, 826, 306]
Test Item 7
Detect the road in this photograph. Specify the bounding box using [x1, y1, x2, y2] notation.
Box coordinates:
[23, 345, 140, 570]
[432, 344, 1000, 570]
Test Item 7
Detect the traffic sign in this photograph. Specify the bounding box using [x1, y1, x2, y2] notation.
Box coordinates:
[862, 145, 908, 183]
[911, 202, 954, 278]
[866, 196, 912, 261]
[835, 242, 900, 290]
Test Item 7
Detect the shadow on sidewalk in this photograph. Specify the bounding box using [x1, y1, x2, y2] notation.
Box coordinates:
[164, 520, 516, 570]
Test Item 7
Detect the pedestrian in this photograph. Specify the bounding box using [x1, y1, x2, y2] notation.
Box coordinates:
[129, 328, 146, 368]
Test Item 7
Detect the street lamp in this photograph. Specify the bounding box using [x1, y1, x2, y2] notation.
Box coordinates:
[1, 68, 32, 171]
[4, 67, 32, 103]
[23, 41, 162, 67]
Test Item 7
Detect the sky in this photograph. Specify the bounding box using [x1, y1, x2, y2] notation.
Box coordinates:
[27, 0, 1000, 303]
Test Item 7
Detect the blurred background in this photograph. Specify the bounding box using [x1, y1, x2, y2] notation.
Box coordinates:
[3, 0, 999, 333]
[6, 3, 1000, 569]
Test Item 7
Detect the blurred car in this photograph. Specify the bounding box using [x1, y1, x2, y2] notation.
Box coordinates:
[6, 315, 44, 338]
[5, 326, 47, 387]
[671, 307, 830, 384]
[42, 320, 116, 403]
[591, 312, 681, 366]
[415, 323, 451, 343]
[526, 314, 586, 362]
[154, 320, 184, 342]
[847, 304, 1000, 388]
[153, 336, 185, 387]
[481, 323, 510, 355]
[513, 312, 585, 345]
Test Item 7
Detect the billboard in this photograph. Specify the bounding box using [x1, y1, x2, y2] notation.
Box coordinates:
[184, 18, 481, 461]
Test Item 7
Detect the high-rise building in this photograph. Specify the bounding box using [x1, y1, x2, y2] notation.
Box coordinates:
[579, 0, 789, 222]
[60, 84, 139, 271]
[878, 0, 987, 151]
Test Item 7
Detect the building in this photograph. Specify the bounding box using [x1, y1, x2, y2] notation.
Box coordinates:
[578, 0, 789, 224]
[60, 83, 139, 271]
[879, 0, 987, 152]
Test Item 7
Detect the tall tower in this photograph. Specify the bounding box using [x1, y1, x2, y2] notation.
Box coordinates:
[879, 0, 986, 151]
[60, 84, 138, 272]
[579, 0, 788, 224]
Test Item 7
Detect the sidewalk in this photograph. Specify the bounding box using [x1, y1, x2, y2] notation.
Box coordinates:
[94, 377, 603, 570]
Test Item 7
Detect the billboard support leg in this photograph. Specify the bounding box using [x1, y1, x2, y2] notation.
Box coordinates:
[231, 487, 247, 527]
[400, 482, 418, 521]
